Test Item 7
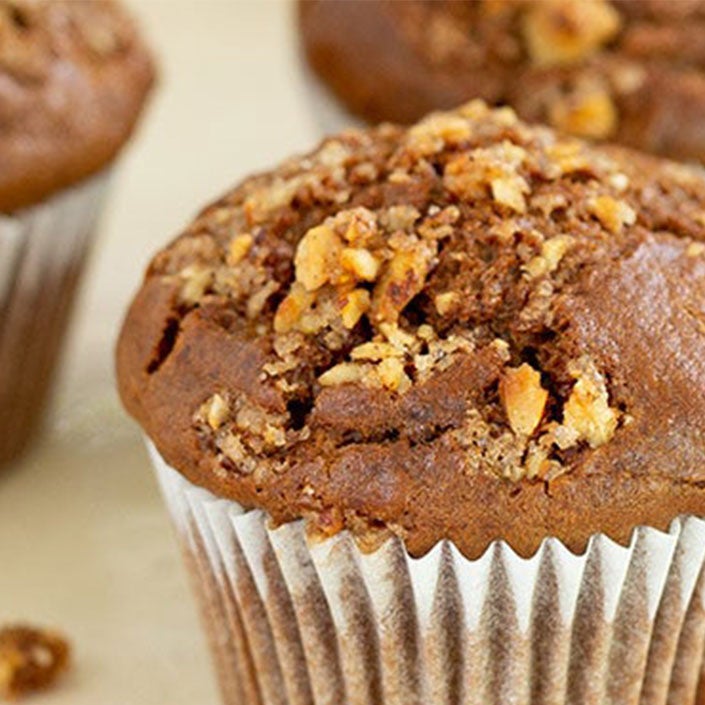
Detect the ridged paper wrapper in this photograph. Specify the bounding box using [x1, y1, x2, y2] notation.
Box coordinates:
[150, 443, 705, 705]
[0, 171, 111, 464]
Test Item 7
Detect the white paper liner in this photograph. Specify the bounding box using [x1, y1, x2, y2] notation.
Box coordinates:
[0, 171, 112, 462]
[150, 443, 705, 705]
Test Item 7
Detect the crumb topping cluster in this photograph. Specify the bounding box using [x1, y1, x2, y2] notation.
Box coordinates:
[0, 0, 134, 83]
[0, 625, 70, 700]
[393, 0, 705, 143]
[145, 101, 705, 487]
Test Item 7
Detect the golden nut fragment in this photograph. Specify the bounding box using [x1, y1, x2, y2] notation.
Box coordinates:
[522, 0, 621, 67]
[588, 195, 637, 234]
[274, 282, 316, 333]
[227, 233, 253, 265]
[434, 291, 460, 316]
[340, 288, 371, 329]
[294, 224, 343, 292]
[318, 362, 364, 387]
[549, 86, 618, 140]
[558, 358, 618, 449]
[0, 625, 70, 700]
[372, 242, 436, 325]
[205, 393, 229, 430]
[340, 247, 381, 282]
[500, 363, 549, 436]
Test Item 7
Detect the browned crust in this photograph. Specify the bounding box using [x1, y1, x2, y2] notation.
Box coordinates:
[298, 0, 705, 163]
[117, 105, 705, 559]
[0, 0, 155, 212]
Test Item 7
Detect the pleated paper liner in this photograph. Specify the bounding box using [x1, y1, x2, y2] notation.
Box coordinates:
[0, 171, 111, 465]
[151, 443, 705, 705]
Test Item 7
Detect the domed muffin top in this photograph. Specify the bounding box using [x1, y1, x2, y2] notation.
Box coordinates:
[118, 102, 705, 559]
[0, 0, 154, 212]
[300, 0, 705, 162]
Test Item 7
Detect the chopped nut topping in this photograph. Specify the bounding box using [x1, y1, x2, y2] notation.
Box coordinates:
[556, 358, 619, 449]
[135, 101, 705, 503]
[588, 195, 637, 233]
[340, 288, 371, 329]
[444, 142, 530, 213]
[179, 265, 213, 304]
[405, 113, 472, 156]
[524, 235, 573, 278]
[319, 362, 364, 387]
[500, 364, 549, 436]
[522, 0, 621, 67]
[227, 233, 254, 265]
[274, 283, 316, 334]
[204, 393, 229, 430]
[549, 84, 618, 140]
[295, 224, 344, 292]
[378, 357, 412, 393]
[372, 241, 437, 324]
[340, 248, 380, 281]
[351, 341, 403, 361]
[434, 291, 460, 316]
[0, 625, 70, 700]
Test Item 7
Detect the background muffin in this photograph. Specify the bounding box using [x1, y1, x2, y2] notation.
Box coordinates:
[0, 0, 154, 465]
[299, 0, 705, 162]
[118, 102, 705, 704]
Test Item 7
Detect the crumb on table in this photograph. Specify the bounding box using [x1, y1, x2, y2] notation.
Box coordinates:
[0, 625, 70, 700]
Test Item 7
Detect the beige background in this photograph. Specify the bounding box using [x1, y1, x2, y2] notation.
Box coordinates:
[0, 2, 325, 702]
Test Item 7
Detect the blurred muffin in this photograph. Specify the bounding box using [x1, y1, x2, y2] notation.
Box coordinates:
[299, 0, 705, 162]
[0, 0, 154, 465]
[118, 102, 705, 704]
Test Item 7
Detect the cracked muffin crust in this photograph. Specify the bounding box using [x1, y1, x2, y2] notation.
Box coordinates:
[299, 0, 705, 163]
[0, 0, 155, 212]
[118, 102, 705, 559]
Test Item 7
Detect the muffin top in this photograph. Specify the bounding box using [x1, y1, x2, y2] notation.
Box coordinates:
[0, 0, 155, 212]
[118, 102, 705, 559]
[299, 0, 705, 163]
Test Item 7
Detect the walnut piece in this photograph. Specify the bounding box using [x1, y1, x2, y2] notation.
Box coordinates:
[549, 84, 618, 140]
[294, 224, 343, 292]
[522, 0, 621, 67]
[0, 625, 70, 700]
[227, 233, 253, 266]
[588, 195, 637, 234]
[555, 358, 619, 449]
[500, 364, 548, 436]
[524, 235, 573, 278]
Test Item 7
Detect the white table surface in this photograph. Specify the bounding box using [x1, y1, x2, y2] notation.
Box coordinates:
[0, 2, 323, 702]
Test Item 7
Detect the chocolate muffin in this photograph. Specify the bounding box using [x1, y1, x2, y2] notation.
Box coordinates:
[118, 100, 705, 560]
[0, 0, 154, 464]
[299, 0, 705, 162]
[118, 103, 705, 705]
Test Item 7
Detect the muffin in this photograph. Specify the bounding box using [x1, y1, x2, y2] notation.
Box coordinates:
[118, 103, 705, 704]
[299, 0, 705, 162]
[0, 0, 154, 465]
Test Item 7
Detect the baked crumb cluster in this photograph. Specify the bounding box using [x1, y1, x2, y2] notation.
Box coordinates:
[137, 101, 705, 486]
[0, 625, 70, 700]
[392, 0, 705, 146]
[0, 0, 132, 82]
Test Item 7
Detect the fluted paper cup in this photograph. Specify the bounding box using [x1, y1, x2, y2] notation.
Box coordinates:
[0, 171, 111, 465]
[149, 442, 705, 705]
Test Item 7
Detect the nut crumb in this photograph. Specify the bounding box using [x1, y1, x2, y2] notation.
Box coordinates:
[556, 358, 619, 449]
[227, 234, 254, 265]
[500, 364, 548, 436]
[588, 195, 636, 234]
[522, 0, 621, 67]
[0, 625, 70, 700]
